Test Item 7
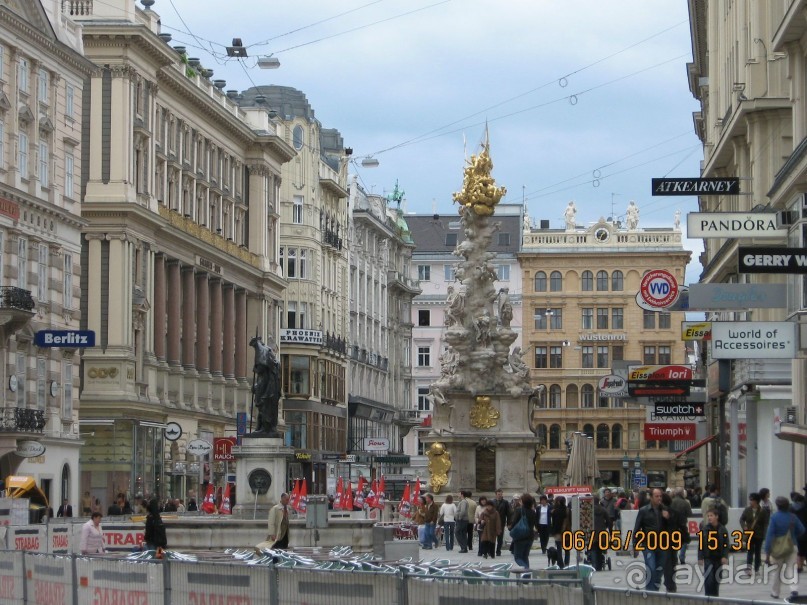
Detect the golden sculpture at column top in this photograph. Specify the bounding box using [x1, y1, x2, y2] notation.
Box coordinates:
[469, 395, 500, 429]
[426, 442, 451, 494]
[452, 137, 507, 217]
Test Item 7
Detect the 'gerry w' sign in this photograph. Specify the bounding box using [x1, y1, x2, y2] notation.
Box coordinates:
[738, 247, 807, 273]
[651, 178, 740, 196]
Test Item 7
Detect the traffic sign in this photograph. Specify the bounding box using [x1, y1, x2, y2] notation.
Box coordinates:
[634, 474, 647, 488]
[639, 269, 679, 308]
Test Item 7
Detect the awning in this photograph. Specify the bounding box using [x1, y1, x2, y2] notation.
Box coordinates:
[674, 434, 717, 458]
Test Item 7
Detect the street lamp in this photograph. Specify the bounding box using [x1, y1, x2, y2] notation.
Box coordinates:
[622, 453, 630, 490]
[634, 454, 641, 469]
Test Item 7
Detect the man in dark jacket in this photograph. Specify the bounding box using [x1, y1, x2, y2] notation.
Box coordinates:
[590, 499, 609, 570]
[669, 487, 693, 564]
[600, 488, 616, 531]
[492, 489, 511, 556]
[632, 488, 669, 591]
[423, 494, 440, 549]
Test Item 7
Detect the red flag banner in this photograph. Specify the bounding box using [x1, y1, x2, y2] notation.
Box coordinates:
[399, 483, 411, 518]
[219, 483, 232, 515]
[411, 478, 421, 508]
[355, 476, 367, 509]
[375, 476, 386, 509]
[289, 479, 300, 510]
[201, 483, 217, 514]
[365, 479, 378, 508]
[334, 477, 343, 510]
[298, 479, 308, 514]
[343, 481, 354, 511]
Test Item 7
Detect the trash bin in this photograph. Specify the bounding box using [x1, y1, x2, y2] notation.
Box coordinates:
[372, 525, 395, 557]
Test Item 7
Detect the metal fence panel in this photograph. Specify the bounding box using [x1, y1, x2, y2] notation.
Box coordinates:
[0, 550, 24, 604]
[168, 560, 272, 605]
[23, 553, 72, 605]
[593, 586, 743, 605]
[76, 556, 164, 605]
[48, 526, 71, 555]
[9, 527, 45, 553]
[405, 576, 584, 605]
[277, 568, 400, 605]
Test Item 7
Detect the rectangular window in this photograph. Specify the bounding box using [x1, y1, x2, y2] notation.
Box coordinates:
[37, 68, 47, 103]
[444, 264, 455, 281]
[445, 233, 457, 246]
[658, 345, 672, 364]
[286, 248, 296, 278]
[62, 361, 73, 418]
[299, 302, 308, 329]
[643, 346, 656, 364]
[403, 338, 410, 366]
[417, 265, 431, 281]
[612, 307, 624, 330]
[65, 153, 74, 198]
[417, 346, 431, 367]
[659, 313, 671, 329]
[39, 142, 48, 186]
[0, 120, 4, 169]
[0, 231, 4, 286]
[292, 195, 303, 224]
[36, 358, 46, 410]
[16, 351, 26, 407]
[612, 345, 624, 361]
[496, 264, 510, 281]
[65, 85, 74, 118]
[534, 309, 547, 330]
[534, 346, 547, 368]
[597, 346, 609, 368]
[37, 244, 48, 302]
[549, 308, 563, 330]
[289, 355, 310, 395]
[17, 236, 27, 290]
[18, 133, 28, 178]
[498, 233, 510, 246]
[581, 308, 593, 330]
[549, 346, 562, 368]
[643, 310, 656, 329]
[418, 309, 430, 326]
[0, 46, 4, 81]
[596, 308, 608, 329]
[18, 58, 28, 94]
[582, 346, 594, 368]
[299, 249, 307, 279]
[287, 301, 297, 329]
[63, 254, 72, 309]
[417, 386, 430, 411]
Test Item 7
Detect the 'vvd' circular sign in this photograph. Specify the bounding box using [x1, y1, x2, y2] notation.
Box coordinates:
[640, 269, 679, 308]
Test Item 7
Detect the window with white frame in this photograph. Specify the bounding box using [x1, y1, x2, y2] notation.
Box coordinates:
[36, 357, 46, 410]
[0, 46, 5, 81]
[18, 58, 28, 94]
[39, 141, 48, 186]
[287, 301, 297, 329]
[37, 68, 47, 104]
[18, 133, 28, 178]
[17, 236, 27, 289]
[292, 195, 303, 224]
[37, 244, 48, 302]
[16, 351, 25, 407]
[62, 361, 73, 419]
[299, 302, 308, 329]
[417, 346, 430, 367]
[299, 249, 307, 279]
[65, 85, 74, 118]
[417, 386, 430, 411]
[495, 264, 510, 280]
[65, 153, 74, 198]
[0, 120, 4, 169]
[286, 248, 296, 278]
[63, 254, 72, 309]
[417, 265, 430, 281]
[444, 264, 455, 282]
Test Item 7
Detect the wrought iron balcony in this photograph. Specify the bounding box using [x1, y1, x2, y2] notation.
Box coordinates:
[0, 408, 46, 433]
[0, 287, 35, 332]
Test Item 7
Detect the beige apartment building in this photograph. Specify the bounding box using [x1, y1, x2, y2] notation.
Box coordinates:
[521, 215, 691, 490]
[0, 0, 94, 509]
[70, 1, 291, 507]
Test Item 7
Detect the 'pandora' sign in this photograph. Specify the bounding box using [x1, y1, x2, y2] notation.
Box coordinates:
[687, 212, 787, 238]
[710, 322, 797, 359]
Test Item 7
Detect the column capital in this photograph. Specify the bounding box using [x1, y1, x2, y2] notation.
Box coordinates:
[84, 233, 106, 242]
[181, 264, 196, 274]
[104, 232, 129, 242]
[246, 163, 271, 177]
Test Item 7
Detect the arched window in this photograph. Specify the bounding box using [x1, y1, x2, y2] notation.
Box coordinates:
[550, 271, 562, 291]
[581, 270, 593, 291]
[292, 125, 304, 150]
[534, 271, 547, 292]
[549, 384, 561, 408]
[550, 424, 561, 449]
[596, 270, 608, 291]
[583, 423, 594, 438]
[611, 270, 624, 291]
[611, 424, 623, 449]
[596, 423, 610, 449]
[581, 384, 595, 408]
[566, 384, 579, 408]
[537, 424, 548, 447]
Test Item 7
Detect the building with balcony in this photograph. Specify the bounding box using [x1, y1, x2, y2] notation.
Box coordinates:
[0, 0, 94, 509]
[405, 205, 524, 468]
[520, 212, 690, 490]
[69, 1, 291, 507]
[688, 0, 802, 502]
[346, 179, 420, 493]
[237, 85, 350, 494]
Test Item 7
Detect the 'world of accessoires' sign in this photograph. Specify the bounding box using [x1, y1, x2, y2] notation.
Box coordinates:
[687, 212, 787, 238]
[738, 247, 807, 273]
[710, 322, 797, 359]
[651, 177, 740, 196]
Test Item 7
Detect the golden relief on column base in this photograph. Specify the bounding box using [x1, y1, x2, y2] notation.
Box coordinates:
[469, 395, 500, 429]
[426, 442, 451, 494]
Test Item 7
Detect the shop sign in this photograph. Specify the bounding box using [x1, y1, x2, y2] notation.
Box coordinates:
[688, 283, 786, 310]
[687, 212, 786, 238]
[651, 178, 740, 196]
[213, 437, 237, 461]
[644, 423, 696, 441]
[280, 329, 323, 345]
[187, 439, 213, 457]
[295, 452, 312, 461]
[545, 486, 592, 496]
[598, 375, 627, 396]
[363, 437, 390, 452]
[639, 269, 679, 308]
[738, 246, 807, 273]
[628, 365, 693, 381]
[35, 330, 95, 347]
[710, 321, 797, 359]
[0, 196, 20, 220]
[15, 440, 45, 458]
[682, 321, 711, 341]
[580, 333, 626, 341]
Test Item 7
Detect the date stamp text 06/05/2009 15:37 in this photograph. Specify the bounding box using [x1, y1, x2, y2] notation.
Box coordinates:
[560, 530, 753, 553]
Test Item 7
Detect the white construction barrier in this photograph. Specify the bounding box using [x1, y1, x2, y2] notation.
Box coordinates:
[406, 577, 583, 605]
[9, 526, 45, 552]
[277, 568, 399, 605]
[69, 522, 145, 554]
[169, 561, 272, 604]
[76, 556, 164, 605]
[23, 553, 72, 605]
[48, 525, 71, 554]
[0, 550, 24, 604]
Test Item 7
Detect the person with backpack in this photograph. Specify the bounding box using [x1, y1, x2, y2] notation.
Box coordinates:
[507, 493, 537, 569]
[765, 496, 806, 600]
[143, 498, 168, 551]
[700, 484, 728, 527]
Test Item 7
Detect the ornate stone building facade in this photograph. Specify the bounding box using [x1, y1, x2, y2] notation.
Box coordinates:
[70, 1, 291, 506]
[521, 213, 690, 490]
[0, 0, 94, 509]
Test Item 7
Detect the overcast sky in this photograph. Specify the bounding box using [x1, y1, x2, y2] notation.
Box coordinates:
[157, 0, 703, 278]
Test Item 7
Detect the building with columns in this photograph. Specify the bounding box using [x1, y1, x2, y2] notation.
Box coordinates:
[346, 179, 420, 493]
[70, 1, 292, 506]
[237, 85, 350, 494]
[0, 0, 94, 511]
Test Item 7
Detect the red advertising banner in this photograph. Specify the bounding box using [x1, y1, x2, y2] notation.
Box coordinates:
[213, 437, 237, 461]
[545, 486, 592, 496]
[644, 423, 696, 441]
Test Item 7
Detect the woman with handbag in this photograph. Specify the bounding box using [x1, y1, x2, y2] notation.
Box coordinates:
[507, 493, 537, 569]
[764, 496, 806, 599]
[550, 496, 569, 569]
[474, 496, 488, 556]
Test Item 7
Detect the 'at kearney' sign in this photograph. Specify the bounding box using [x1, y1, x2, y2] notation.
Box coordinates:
[738, 247, 807, 273]
[710, 321, 797, 359]
[687, 212, 787, 238]
[652, 178, 740, 196]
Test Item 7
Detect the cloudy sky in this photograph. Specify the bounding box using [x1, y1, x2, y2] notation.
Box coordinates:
[157, 0, 703, 276]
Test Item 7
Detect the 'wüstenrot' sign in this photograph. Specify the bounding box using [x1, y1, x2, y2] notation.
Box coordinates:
[710, 321, 797, 359]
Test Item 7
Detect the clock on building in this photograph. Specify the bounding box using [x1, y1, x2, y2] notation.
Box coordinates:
[594, 227, 610, 242]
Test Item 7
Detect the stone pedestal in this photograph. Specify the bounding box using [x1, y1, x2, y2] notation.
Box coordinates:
[232, 436, 293, 519]
[421, 391, 539, 496]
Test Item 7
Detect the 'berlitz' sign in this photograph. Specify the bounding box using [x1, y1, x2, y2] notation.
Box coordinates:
[34, 330, 95, 347]
[651, 178, 740, 196]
